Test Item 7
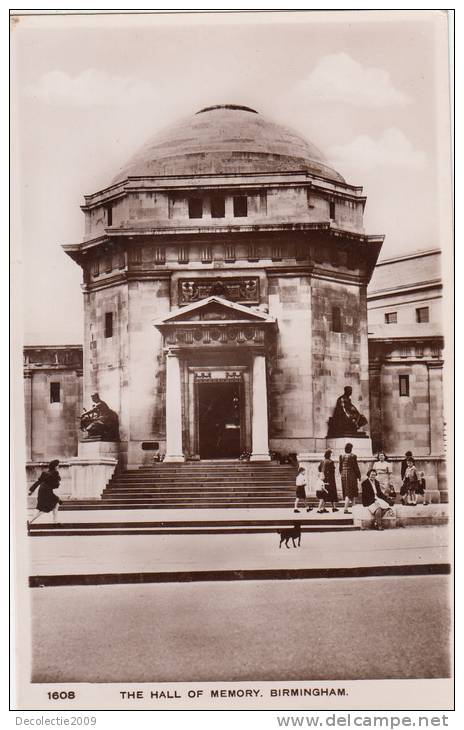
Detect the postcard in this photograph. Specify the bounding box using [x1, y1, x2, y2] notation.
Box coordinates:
[10, 9, 453, 713]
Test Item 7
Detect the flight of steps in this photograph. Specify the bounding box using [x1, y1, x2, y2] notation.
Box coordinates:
[60, 461, 304, 510]
[42, 462, 358, 536]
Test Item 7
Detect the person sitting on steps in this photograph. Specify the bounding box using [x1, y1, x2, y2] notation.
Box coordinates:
[361, 468, 393, 531]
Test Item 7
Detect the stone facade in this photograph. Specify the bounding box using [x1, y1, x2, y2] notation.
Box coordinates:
[62, 105, 382, 469]
[367, 249, 444, 459]
[23, 346, 83, 462]
[23, 107, 446, 502]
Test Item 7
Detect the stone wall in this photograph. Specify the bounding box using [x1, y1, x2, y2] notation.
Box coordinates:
[84, 284, 129, 434]
[126, 278, 170, 467]
[311, 278, 369, 446]
[24, 347, 83, 462]
[84, 183, 365, 238]
[368, 349, 444, 458]
[267, 273, 313, 454]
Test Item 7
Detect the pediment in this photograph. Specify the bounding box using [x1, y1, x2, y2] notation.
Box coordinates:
[153, 296, 276, 328]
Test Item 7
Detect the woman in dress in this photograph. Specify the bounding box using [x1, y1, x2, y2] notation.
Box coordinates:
[318, 449, 339, 513]
[372, 452, 393, 497]
[339, 443, 361, 514]
[28, 459, 62, 527]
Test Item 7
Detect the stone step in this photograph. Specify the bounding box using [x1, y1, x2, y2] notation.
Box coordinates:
[28, 514, 356, 536]
[102, 487, 294, 499]
[104, 485, 296, 492]
[113, 471, 296, 478]
[108, 477, 295, 488]
[97, 498, 298, 505]
[59, 502, 308, 510]
[29, 525, 359, 537]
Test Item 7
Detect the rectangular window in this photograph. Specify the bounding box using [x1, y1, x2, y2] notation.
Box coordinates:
[211, 196, 225, 218]
[178, 246, 189, 264]
[153, 247, 166, 265]
[385, 312, 397, 324]
[105, 312, 113, 338]
[247, 243, 259, 261]
[329, 201, 336, 220]
[188, 198, 203, 219]
[106, 205, 113, 226]
[416, 306, 429, 323]
[399, 374, 410, 397]
[233, 196, 248, 217]
[332, 306, 342, 333]
[224, 244, 235, 263]
[201, 246, 213, 264]
[272, 244, 283, 261]
[50, 382, 61, 403]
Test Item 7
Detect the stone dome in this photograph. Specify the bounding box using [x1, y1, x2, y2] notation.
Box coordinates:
[111, 104, 344, 184]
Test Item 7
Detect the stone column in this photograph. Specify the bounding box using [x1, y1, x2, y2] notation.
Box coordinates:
[164, 349, 185, 462]
[24, 371, 33, 460]
[428, 361, 445, 455]
[250, 350, 271, 461]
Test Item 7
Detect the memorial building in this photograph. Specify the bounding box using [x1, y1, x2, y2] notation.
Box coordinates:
[24, 105, 446, 502]
[62, 104, 383, 467]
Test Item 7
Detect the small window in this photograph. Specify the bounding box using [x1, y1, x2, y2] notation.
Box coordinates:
[105, 312, 113, 339]
[211, 196, 225, 218]
[50, 382, 61, 403]
[106, 205, 113, 226]
[416, 307, 429, 323]
[332, 306, 342, 333]
[233, 196, 247, 217]
[399, 374, 410, 397]
[385, 312, 397, 324]
[200, 246, 213, 264]
[329, 201, 336, 220]
[188, 198, 203, 219]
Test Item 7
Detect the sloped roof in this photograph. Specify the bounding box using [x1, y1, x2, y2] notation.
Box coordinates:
[153, 296, 276, 327]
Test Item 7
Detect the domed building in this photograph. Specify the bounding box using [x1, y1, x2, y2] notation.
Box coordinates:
[63, 104, 385, 469]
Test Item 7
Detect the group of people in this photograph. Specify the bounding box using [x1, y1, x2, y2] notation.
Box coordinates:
[294, 447, 428, 530]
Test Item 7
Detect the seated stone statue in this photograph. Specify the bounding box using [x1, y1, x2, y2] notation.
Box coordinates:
[327, 386, 368, 437]
[80, 392, 120, 441]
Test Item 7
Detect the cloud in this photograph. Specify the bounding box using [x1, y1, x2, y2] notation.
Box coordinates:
[26, 69, 159, 107]
[328, 128, 427, 172]
[299, 53, 411, 107]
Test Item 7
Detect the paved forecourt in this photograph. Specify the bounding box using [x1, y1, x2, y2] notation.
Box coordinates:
[28, 523, 450, 585]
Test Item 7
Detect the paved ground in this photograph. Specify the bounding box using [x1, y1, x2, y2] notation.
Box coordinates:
[29, 525, 449, 577]
[31, 574, 451, 683]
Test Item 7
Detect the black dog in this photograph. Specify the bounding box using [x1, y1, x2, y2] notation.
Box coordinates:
[278, 522, 301, 548]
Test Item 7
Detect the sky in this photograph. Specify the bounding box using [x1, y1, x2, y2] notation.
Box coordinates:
[11, 10, 451, 345]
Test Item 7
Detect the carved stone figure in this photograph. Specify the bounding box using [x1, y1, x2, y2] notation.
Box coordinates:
[80, 393, 120, 441]
[328, 386, 368, 437]
[180, 281, 198, 302]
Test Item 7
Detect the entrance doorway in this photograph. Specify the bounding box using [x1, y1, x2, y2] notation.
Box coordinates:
[198, 381, 242, 459]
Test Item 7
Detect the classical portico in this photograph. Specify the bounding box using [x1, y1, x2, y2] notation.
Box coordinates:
[154, 296, 275, 462]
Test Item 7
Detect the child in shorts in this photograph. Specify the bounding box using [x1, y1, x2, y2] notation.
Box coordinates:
[416, 471, 428, 505]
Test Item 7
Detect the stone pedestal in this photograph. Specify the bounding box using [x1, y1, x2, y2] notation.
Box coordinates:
[327, 436, 373, 457]
[77, 438, 120, 459]
[66, 438, 119, 500]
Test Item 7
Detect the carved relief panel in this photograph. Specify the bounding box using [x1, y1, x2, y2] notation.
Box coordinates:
[178, 277, 260, 305]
